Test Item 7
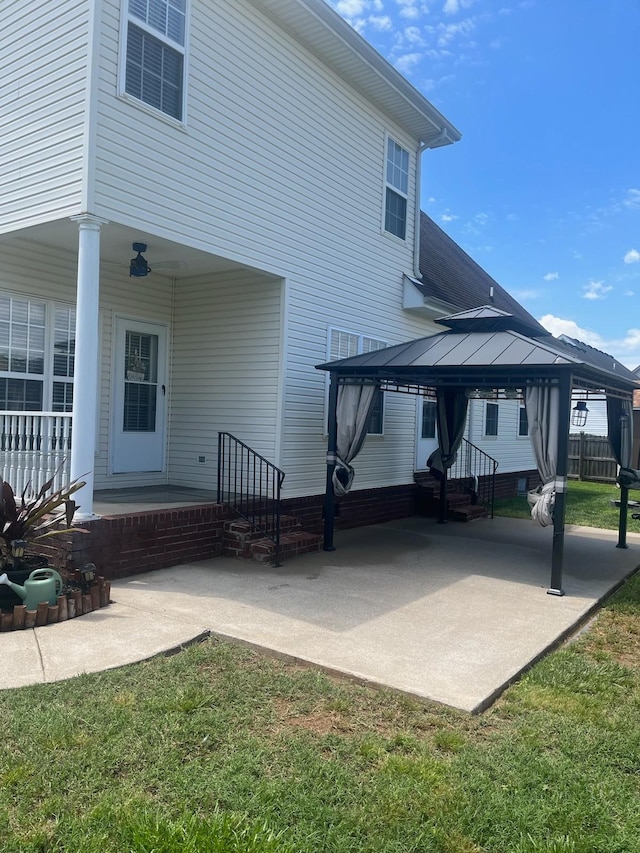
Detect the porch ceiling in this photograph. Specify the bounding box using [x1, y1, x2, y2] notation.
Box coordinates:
[1, 219, 281, 281]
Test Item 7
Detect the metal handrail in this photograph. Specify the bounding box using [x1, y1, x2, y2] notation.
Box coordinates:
[217, 432, 285, 566]
[449, 438, 498, 518]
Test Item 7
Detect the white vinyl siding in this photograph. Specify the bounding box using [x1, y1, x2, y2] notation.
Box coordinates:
[465, 398, 537, 474]
[92, 0, 432, 498]
[94, 0, 419, 271]
[0, 0, 88, 232]
[168, 270, 282, 488]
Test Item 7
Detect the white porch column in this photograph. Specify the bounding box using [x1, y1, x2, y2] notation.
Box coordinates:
[69, 214, 108, 518]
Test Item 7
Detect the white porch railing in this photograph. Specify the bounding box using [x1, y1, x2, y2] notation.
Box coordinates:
[0, 412, 72, 496]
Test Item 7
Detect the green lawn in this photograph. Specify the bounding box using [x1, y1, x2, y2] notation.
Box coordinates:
[2, 570, 640, 851]
[494, 479, 629, 530]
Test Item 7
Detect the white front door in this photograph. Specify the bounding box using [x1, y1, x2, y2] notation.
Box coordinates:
[112, 318, 167, 474]
[415, 396, 438, 470]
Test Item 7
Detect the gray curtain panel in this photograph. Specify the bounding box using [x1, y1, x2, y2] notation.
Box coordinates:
[525, 385, 561, 526]
[427, 388, 469, 480]
[606, 396, 633, 469]
[332, 382, 379, 497]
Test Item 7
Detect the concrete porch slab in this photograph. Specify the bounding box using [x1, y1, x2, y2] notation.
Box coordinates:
[2, 516, 638, 712]
[109, 516, 640, 712]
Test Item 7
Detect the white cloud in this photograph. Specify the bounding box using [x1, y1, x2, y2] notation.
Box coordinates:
[543, 272, 559, 281]
[582, 280, 613, 300]
[624, 249, 640, 264]
[395, 52, 422, 74]
[539, 315, 640, 369]
[440, 212, 458, 222]
[442, 0, 475, 13]
[512, 288, 542, 300]
[626, 290, 635, 297]
[623, 188, 640, 210]
[335, 0, 368, 15]
[539, 315, 605, 348]
[403, 26, 424, 44]
[369, 14, 393, 29]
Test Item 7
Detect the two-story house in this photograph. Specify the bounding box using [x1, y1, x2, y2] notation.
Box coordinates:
[2, 0, 464, 516]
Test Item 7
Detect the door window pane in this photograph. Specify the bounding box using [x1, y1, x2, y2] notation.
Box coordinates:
[485, 402, 499, 436]
[421, 399, 436, 439]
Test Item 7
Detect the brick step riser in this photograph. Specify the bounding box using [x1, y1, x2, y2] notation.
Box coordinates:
[249, 533, 324, 564]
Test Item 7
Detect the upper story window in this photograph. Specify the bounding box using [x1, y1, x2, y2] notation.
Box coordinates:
[328, 329, 387, 435]
[0, 294, 75, 413]
[125, 0, 187, 121]
[384, 138, 409, 240]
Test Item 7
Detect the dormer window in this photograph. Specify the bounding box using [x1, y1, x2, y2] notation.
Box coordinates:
[384, 137, 409, 240]
[124, 0, 187, 121]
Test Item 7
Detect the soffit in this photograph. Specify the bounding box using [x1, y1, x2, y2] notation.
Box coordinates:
[253, 0, 461, 146]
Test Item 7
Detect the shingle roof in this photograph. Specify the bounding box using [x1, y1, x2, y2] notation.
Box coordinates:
[416, 212, 547, 336]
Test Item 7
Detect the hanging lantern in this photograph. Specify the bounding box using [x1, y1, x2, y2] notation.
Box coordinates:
[571, 400, 589, 428]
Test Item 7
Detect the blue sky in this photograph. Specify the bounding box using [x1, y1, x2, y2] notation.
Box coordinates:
[331, 0, 640, 367]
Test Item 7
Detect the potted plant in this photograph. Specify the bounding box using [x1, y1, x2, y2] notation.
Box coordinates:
[126, 350, 146, 381]
[0, 472, 86, 610]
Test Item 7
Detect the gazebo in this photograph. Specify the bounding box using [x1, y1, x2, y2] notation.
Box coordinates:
[316, 307, 639, 595]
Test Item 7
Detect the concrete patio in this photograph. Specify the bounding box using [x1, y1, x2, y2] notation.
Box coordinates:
[2, 515, 639, 712]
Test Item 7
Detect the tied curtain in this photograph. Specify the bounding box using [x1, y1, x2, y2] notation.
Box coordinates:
[427, 389, 469, 479]
[608, 397, 637, 488]
[525, 385, 561, 526]
[332, 382, 379, 497]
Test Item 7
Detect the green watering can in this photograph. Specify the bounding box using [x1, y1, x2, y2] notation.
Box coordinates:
[0, 568, 63, 610]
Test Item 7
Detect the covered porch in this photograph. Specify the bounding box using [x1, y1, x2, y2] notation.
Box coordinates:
[0, 216, 284, 513]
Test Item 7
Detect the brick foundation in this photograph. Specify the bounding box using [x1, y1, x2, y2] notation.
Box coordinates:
[33, 471, 539, 580]
[36, 503, 232, 581]
[414, 469, 541, 500]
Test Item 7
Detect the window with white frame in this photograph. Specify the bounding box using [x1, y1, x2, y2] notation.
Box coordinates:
[384, 137, 409, 240]
[328, 329, 387, 435]
[124, 0, 186, 120]
[0, 294, 75, 412]
[484, 402, 499, 437]
[518, 404, 529, 437]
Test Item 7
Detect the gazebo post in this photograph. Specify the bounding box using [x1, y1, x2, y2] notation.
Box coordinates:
[438, 469, 449, 524]
[548, 373, 571, 596]
[616, 486, 629, 549]
[323, 373, 339, 551]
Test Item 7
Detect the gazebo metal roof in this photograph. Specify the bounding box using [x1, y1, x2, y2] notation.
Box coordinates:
[316, 308, 639, 596]
[317, 307, 637, 399]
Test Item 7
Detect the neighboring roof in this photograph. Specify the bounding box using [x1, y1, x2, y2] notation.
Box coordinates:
[317, 308, 638, 396]
[415, 213, 547, 335]
[253, 0, 461, 147]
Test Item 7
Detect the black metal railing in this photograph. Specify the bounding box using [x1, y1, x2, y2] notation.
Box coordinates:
[217, 432, 286, 565]
[449, 438, 498, 518]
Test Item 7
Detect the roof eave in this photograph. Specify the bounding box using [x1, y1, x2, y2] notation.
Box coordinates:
[253, 0, 461, 145]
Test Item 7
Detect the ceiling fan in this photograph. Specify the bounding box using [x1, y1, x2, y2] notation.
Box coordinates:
[103, 243, 187, 277]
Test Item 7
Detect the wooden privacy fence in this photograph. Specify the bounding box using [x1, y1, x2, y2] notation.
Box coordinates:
[568, 432, 617, 483]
